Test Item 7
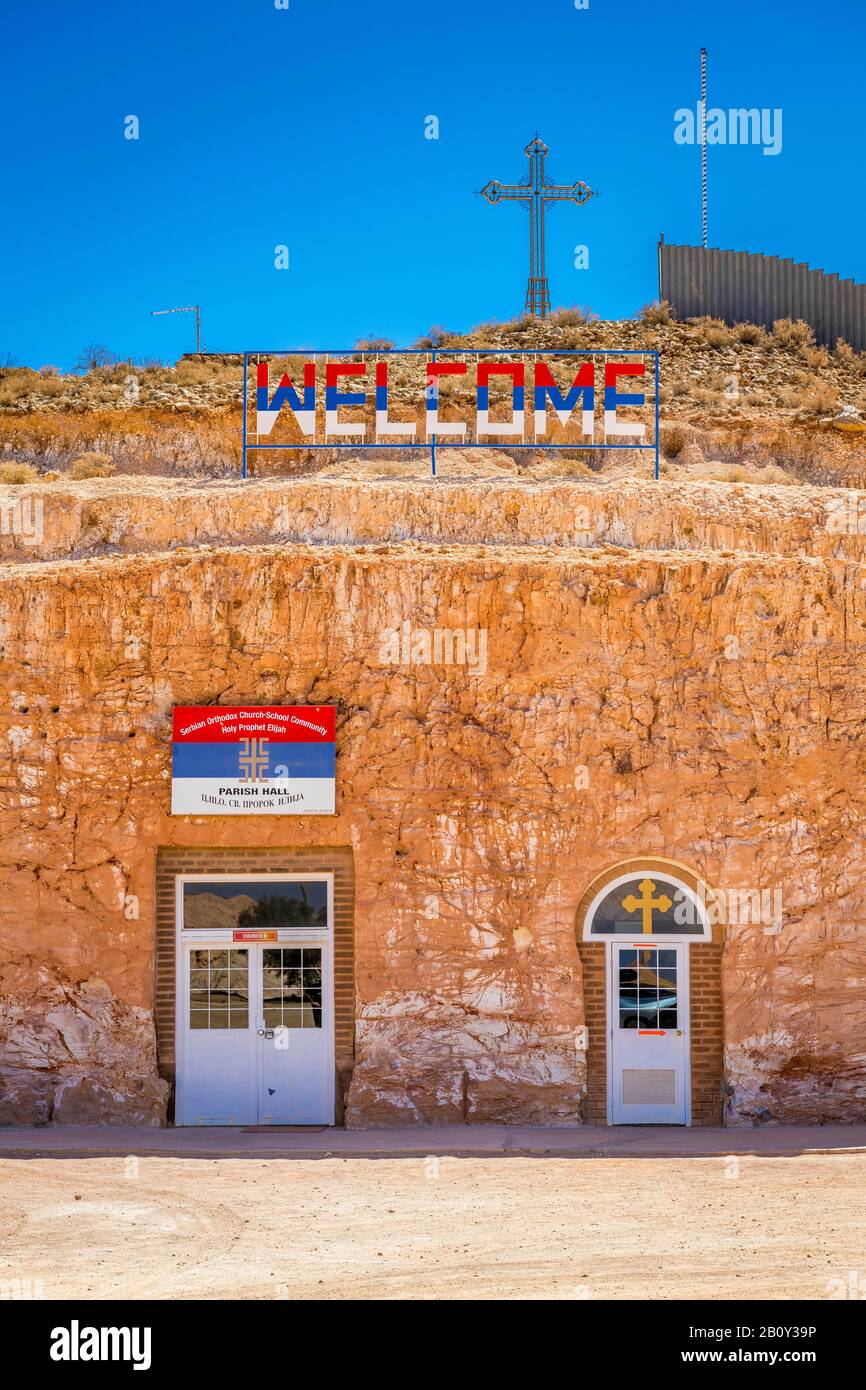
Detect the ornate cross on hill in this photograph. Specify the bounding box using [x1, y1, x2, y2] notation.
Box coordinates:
[481, 137, 595, 318]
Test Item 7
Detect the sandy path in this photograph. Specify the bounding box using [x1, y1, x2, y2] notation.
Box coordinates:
[1, 1154, 863, 1301]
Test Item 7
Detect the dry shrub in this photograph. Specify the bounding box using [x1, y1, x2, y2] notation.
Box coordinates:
[755, 464, 796, 484]
[772, 317, 814, 348]
[354, 337, 395, 352]
[661, 426, 687, 458]
[74, 343, 117, 372]
[801, 380, 839, 415]
[639, 300, 673, 325]
[363, 458, 415, 478]
[175, 361, 212, 385]
[834, 338, 855, 363]
[706, 326, 733, 348]
[138, 364, 173, 383]
[412, 325, 452, 349]
[550, 453, 596, 477]
[0, 461, 38, 484]
[697, 462, 792, 485]
[500, 315, 535, 336]
[688, 316, 732, 347]
[0, 370, 38, 404]
[700, 462, 750, 483]
[733, 322, 766, 344]
[33, 375, 66, 397]
[468, 321, 501, 340]
[801, 345, 831, 370]
[551, 305, 599, 327]
[69, 452, 116, 480]
[692, 385, 723, 405]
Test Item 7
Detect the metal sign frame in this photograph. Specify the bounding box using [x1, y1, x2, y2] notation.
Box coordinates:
[242, 348, 661, 480]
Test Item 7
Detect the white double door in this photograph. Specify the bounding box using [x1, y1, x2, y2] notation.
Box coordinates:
[608, 941, 689, 1124]
[177, 937, 333, 1126]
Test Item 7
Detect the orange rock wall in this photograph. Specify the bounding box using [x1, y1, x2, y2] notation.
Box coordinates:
[1, 479, 865, 1126]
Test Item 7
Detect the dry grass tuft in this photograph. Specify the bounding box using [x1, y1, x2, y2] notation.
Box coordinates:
[688, 317, 733, 347]
[733, 322, 766, 344]
[800, 345, 831, 370]
[550, 306, 599, 327]
[800, 380, 840, 415]
[772, 318, 814, 348]
[639, 300, 674, 325]
[0, 461, 39, 484]
[69, 452, 116, 480]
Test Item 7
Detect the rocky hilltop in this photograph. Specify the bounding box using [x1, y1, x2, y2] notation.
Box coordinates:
[1, 312, 864, 487]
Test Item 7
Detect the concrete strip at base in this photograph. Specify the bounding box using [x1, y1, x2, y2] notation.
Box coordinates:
[0, 1123, 864, 1161]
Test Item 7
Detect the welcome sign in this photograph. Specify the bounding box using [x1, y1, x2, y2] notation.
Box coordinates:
[242, 349, 660, 476]
[171, 706, 336, 815]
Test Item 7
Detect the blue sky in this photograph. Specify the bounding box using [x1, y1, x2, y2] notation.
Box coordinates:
[3, 0, 863, 369]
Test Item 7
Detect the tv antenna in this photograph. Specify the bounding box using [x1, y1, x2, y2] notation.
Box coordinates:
[150, 304, 201, 354]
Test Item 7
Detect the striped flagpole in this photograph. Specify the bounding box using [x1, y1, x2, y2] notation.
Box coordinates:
[701, 47, 708, 249]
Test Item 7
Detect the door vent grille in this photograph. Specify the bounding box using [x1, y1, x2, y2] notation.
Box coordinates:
[622, 1068, 676, 1105]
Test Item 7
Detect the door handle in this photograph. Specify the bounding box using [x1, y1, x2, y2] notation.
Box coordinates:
[257, 1028, 275, 1040]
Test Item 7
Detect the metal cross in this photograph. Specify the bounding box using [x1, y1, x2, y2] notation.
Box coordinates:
[622, 878, 673, 935]
[481, 137, 595, 318]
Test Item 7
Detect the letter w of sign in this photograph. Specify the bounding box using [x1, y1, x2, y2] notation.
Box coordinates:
[256, 362, 316, 437]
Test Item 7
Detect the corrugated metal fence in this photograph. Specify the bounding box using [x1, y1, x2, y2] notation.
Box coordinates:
[658, 241, 866, 351]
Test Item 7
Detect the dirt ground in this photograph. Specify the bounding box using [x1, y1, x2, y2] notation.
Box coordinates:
[1, 1153, 863, 1301]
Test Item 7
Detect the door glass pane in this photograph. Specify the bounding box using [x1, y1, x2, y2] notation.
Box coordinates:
[259, 947, 323, 1029]
[618, 949, 677, 1030]
[189, 947, 249, 1030]
[183, 881, 328, 931]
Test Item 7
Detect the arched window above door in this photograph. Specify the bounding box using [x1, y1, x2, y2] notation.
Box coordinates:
[582, 870, 711, 941]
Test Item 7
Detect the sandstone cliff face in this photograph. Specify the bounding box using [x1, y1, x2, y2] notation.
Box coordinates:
[2, 475, 866, 564]
[1, 476, 865, 1126]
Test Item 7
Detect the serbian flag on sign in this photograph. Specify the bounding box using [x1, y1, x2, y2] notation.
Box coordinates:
[171, 706, 336, 816]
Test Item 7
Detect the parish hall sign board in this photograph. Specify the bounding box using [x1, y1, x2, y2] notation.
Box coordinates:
[171, 706, 336, 815]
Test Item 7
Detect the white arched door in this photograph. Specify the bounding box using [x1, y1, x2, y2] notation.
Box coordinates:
[607, 941, 689, 1124]
[583, 870, 711, 1127]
